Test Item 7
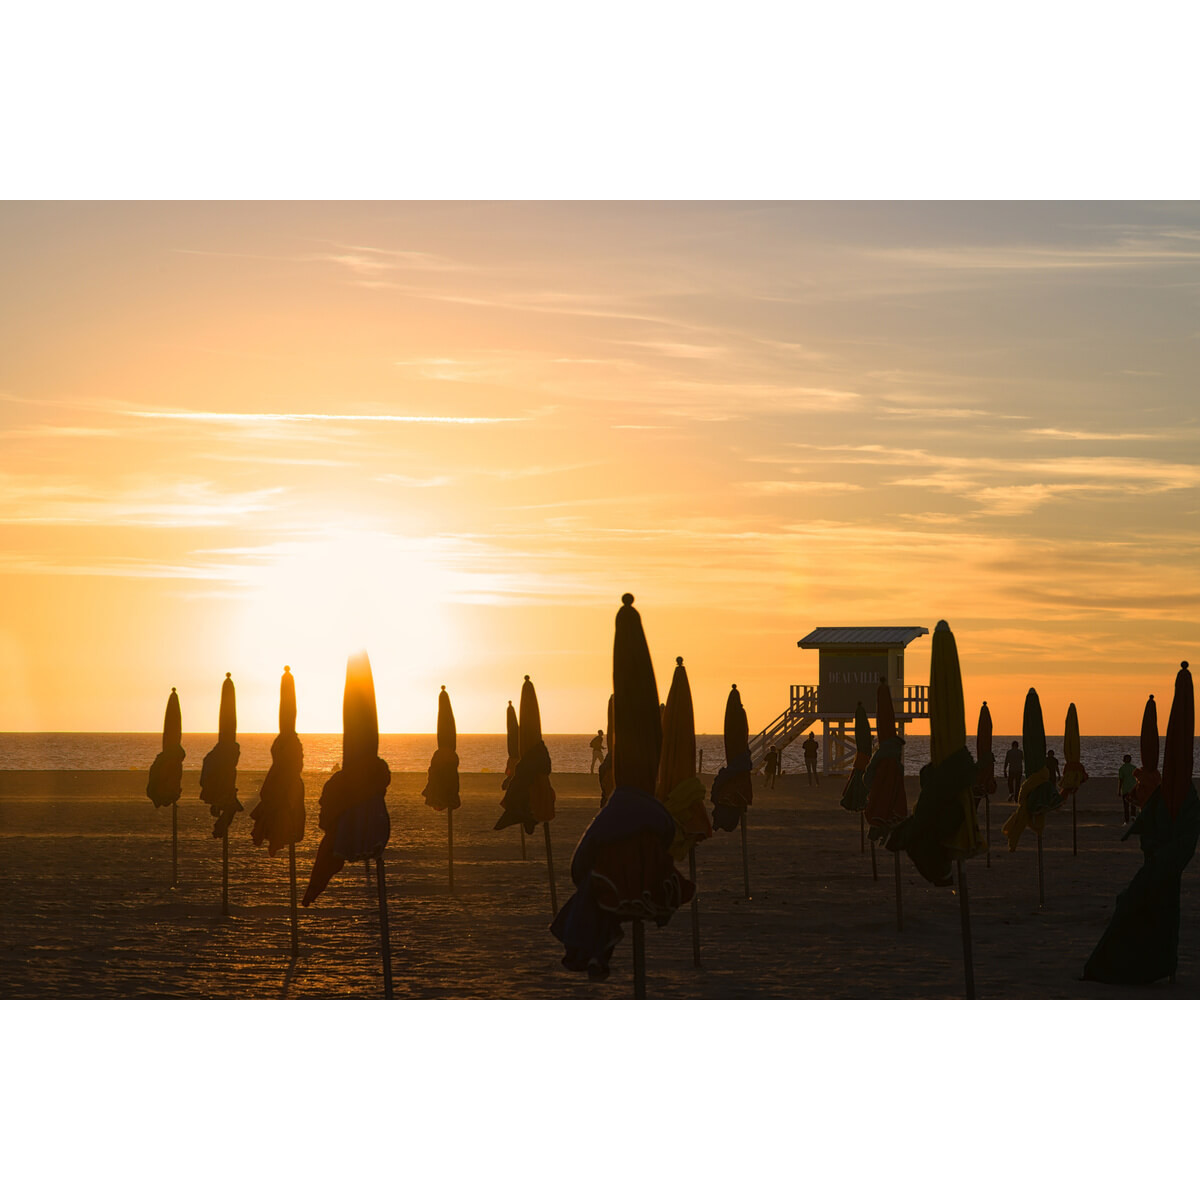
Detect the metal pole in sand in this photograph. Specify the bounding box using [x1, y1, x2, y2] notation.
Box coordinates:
[1036, 831, 1045, 907]
[288, 842, 299, 958]
[688, 846, 701, 968]
[985, 791, 991, 868]
[543, 823, 558, 915]
[171, 802, 178, 887]
[447, 807, 455, 893]
[860, 811, 865, 855]
[365, 859, 372, 889]
[222, 830, 229, 916]
[519, 827, 526, 860]
[956, 860, 975, 999]
[740, 810, 751, 900]
[375, 853, 394, 999]
[870, 837, 878, 881]
[698, 749, 704, 775]
[894, 851, 903, 932]
[632, 917, 646, 999]
[1072, 792, 1077, 857]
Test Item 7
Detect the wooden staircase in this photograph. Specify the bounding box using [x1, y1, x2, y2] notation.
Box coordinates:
[747, 685, 819, 770]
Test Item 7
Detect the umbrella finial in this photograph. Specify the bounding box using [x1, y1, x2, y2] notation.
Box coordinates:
[731, 683, 737, 690]
[284, 665, 291, 673]
[440, 684, 446, 691]
[1150, 693, 1155, 699]
[171, 686, 176, 693]
[622, 592, 634, 606]
[676, 656, 683, 666]
[226, 672, 231, 679]
[1183, 661, 1190, 670]
[524, 675, 530, 682]
[983, 699, 988, 706]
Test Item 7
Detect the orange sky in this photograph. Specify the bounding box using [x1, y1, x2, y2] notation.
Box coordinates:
[1, 202, 1197, 735]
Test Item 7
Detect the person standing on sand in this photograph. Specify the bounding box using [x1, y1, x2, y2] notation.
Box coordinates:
[1118, 754, 1137, 824]
[1004, 740, 1023, 802]
[1046, 749, 1060, 793]
[589, 729, 604, 773]
[763, 745, 780, 789]
[803, 733, 820, 786]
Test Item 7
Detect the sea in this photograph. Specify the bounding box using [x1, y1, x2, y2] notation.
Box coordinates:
[0, 732, 1140, 776]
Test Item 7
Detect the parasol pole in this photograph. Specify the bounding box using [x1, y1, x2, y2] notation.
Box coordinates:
[222, 830, 229, 915]
[894, 850, 903, 931]
[543, 823, 558, 915]
[740, 810, 750, 900]
[171, 802, 178, 887]
[870, 837, 878, 880]
[519, 827, 526, 859]
[698, 749, 703, 774]
[1071, 791, 1077, 857]
[1036, 831, 1045, 907]
[375, 853, 394, 999]
[632, 917, 646, 999]
[985, 791, 991, 868]
[288, 842, 299, 957]
[956, 859, 975, 998]
[688, 846, 701, 967]
[365, 859, 372, 889]
[448, 807, 455, 893]
[860, 811, 865, 854]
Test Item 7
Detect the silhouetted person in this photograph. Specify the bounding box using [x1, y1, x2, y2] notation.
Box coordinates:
[1046, 749, 1060, 792]
[1004, 740, 1023, 802]
[1119, 754, 1137, 824]
[803, 733, 819, 786]
[764, 745, 780, 789]
[589, 729, 604, 773]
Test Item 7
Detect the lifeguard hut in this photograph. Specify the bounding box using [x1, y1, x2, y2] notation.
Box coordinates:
[747, 626, 930, 773]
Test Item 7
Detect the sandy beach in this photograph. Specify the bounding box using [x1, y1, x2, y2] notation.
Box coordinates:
[1, 768, 1193, 1000]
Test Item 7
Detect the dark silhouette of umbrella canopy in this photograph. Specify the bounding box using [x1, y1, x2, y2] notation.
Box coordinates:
[885, 621, 981, 884]
[303, 652, 391, 906]
[974, 700, 997, 801]
[865, 679, 907, 833]
[710, 684, 752, 832]
[1003, 687, 1062, 850]
[250, 666, 306, 855]
[494, 676, 555, 834]
[656, 657, 712, 859]
[1085, 663, 1199, 985]
[147, 688, 185, 808]
[598, 692, 615, 805]
[1060, 703, 1087, 795]
[839, 701, 872, 812]
[551, 594, 692, 978]
[501, 700, 519, 789]
[1134, 694, 1161, 810]
[200, 673, 241, 838]
[423, 686, 461, 812]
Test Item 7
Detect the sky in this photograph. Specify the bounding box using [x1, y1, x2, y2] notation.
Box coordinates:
[1, 201, 1197, 735]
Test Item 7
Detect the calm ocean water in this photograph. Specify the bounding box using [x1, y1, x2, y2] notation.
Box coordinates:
[0, 732, 1140, 776]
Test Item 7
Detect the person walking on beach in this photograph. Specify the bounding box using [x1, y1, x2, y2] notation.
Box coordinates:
[763, 745, 780, 789]
[1118, 753, 1137, 824]
[1004, 740, 1023, 802]
[803, 733, 820, 786]
[589, 729, 604, 773]
[1046, 749, 1060, 792]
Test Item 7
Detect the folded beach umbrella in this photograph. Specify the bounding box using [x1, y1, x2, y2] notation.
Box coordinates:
[1002, 687, 1062, 852]
[250, 666, 306, 855]
[865, 680, 907, 834]
[840, 701, 872, 813]
[502, 700, 519, 787]
[551, 594, 692, 988]
[657, 657, 712, 860]
[200, 673, 241, 838]
[598, 693, 615, 806]
[302, 652, 392, 906]
[1061, 702, 1088, 856]
[710, 685, 752, 833]
[494, 676, 556, 835]
[885, 621, 981, 886]
[147, 688, 185, 808]
[1084, 662, 1199, 985]
[423, 686, 461, 813]
[974, 701, 997, 803]
[1133, 694, 1161, 811]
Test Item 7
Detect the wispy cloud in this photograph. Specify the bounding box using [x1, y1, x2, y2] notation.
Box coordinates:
[132, 410, 525, 425]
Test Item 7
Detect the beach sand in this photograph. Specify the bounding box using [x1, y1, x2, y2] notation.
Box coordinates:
[1, 769, 1194, 999]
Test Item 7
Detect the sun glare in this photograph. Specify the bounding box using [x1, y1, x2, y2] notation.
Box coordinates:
[233, 529, 461, 731]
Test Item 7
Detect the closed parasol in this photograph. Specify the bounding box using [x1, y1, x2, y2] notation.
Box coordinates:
[550, 594, 692, 992]
[502, 700, 519, 786]
[598, 693, 615, 806]
[147, 687, 185, 887]
[840, 701, 872, 814]
[303, 652, 391, 906]
[201, 673, 241, 839]
[657, 655, 711, 967]
[1002, 688, 1062, 851]
[1060, 702, 1088, 856]
[1132, 694, 1161, 812]
[423, 685, 461, 891]
[251, 666, 306, 855]
[710, 685, 752, 833]
[884, 620, 982, 995]
[494, 676, 556, 835]
[1084, 662, 1199, 985]
[973, 700, 996, 867]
